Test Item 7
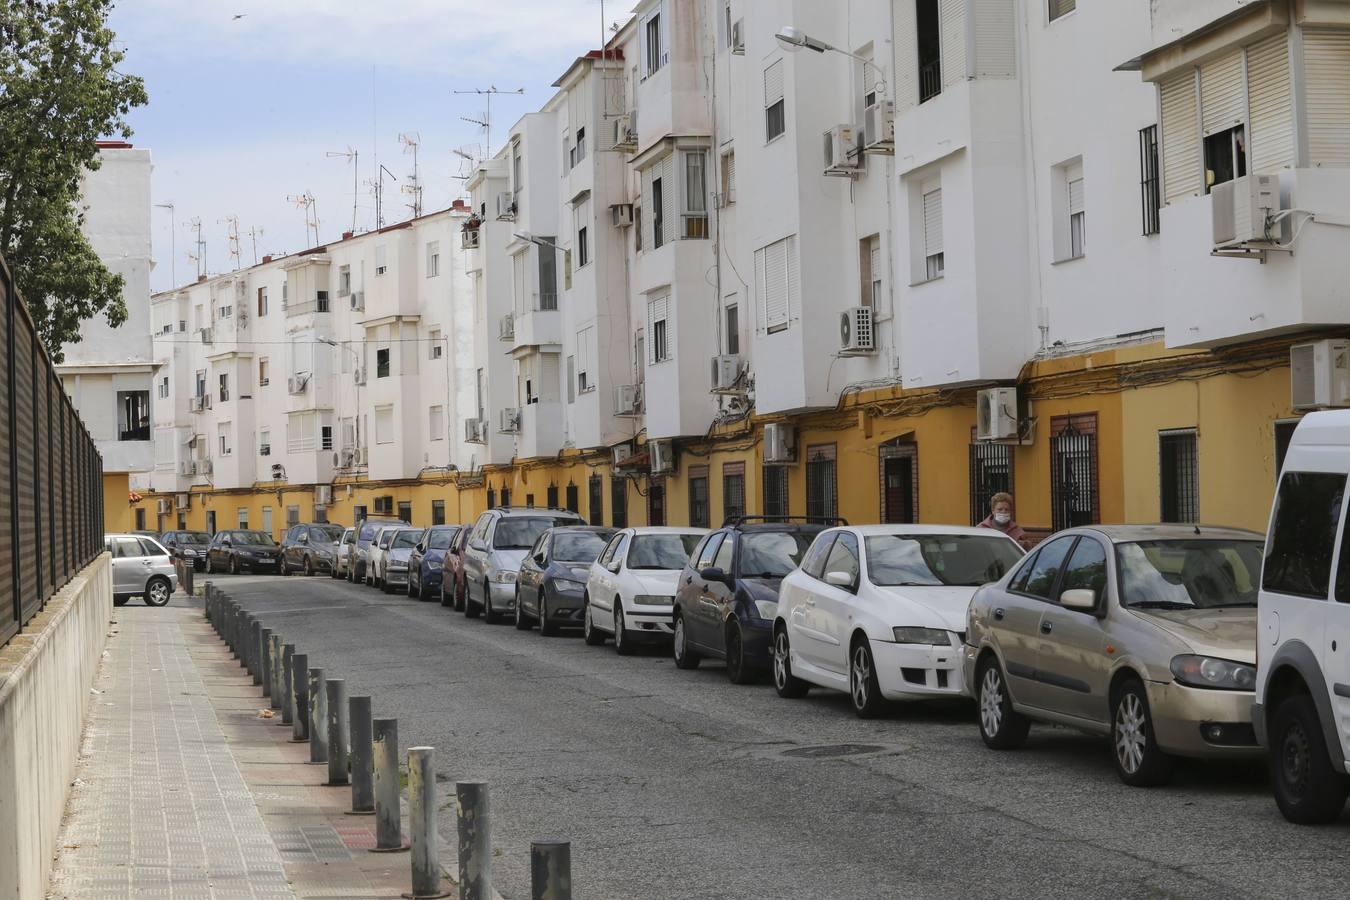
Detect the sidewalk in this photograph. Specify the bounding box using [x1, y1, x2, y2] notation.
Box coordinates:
[47, 602, 418, 899]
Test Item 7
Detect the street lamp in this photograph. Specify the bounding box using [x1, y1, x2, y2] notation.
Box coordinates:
[154, 201, 176, 287]
[774, 25, 888, 97]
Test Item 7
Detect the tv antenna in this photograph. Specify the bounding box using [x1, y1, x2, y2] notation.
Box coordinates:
[325, 146, 360, 233]
[366, 165, 398, 229]
[186, 216, 206, 278]
[451, 145, 482, 182]
[399, 132, 423, 218]
[452, 86, 524, 157]
[153, 201, 176, 286]
[217, 215, 241, 269]
[286, 191, 319, 247]
[247, 225, 264, 266]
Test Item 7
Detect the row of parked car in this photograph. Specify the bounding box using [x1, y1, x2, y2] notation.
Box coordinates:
[129, 409, 1350, 826]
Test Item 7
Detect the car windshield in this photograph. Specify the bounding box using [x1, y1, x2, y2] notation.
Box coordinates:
[342, 530, 355, 544]
[1118, 539, 1264, 609]
[379, 531, 396, 548]
[428, 529, 457, 550]
[234, 532, 275, 546]
[737, 532, 815, 579]
[312, 525, 344, 542]
[628, 534, 704, 570]
[493, 518, 560, 550]
[359, 521, 401, 541]
[181, 532, 211, 543]
[393, 530, 422, 549]
[552, 532, 610, 562]
[865, 534, 1025, 587]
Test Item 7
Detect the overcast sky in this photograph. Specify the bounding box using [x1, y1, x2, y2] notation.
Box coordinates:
[108, 0, 627, 293]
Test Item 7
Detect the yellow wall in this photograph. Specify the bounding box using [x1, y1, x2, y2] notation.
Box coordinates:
[102, 473, 131, 533]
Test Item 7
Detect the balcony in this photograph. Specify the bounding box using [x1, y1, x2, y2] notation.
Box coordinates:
[285, 292, 331, 317]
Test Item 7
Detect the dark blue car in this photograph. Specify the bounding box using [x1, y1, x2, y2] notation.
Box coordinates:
[407, 524, 463, 600]
[515, 526, 616, 634]
[672, 517, 843, 684]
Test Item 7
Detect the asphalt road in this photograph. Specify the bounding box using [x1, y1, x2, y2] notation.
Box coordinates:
[197, 572, 1350, 900]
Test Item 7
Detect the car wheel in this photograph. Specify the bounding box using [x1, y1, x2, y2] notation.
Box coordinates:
[672, 612, 700, 670]
[614, 605, 635, 656]
[483, 583, 497, 623]
[409, 572, 420, 599]
[1112, 679, 1174, 787]
[725, 622, 755, 685]
[381, 574, 394, 594]
[976, 657, 1030, 750]
[304, 557, 314, 577]
[1270, 693, 1350, 823]
[440, 582, 452, 607]
[514, 589, 531, 630]
[583, 597, 605, 646]
[772, 627, 809, 698]
[144, 576, 172, 607]
[113, 595, 129, 607]
[455, 577, 467, 612]
[539, 590, 558, 637]
[849, 640, 886, 719]
[229, 555, 238, 575]
[204, 555, 214, 575]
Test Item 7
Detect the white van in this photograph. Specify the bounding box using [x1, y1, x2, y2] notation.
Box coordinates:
[1255, 410, 1350, 823]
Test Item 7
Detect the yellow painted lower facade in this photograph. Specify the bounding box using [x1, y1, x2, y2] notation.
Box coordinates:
[125, 339, 1300, 541]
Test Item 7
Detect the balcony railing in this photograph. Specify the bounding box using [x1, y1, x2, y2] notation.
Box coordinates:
[919, 59, 942, 103]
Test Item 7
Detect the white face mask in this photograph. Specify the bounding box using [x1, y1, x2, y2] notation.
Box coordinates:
[993, 512, 1011, 525]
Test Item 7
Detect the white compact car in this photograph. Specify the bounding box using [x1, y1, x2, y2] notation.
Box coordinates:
[774, 524, 1025, 717]
[584, 527, 709, 654]
[366, 525, 399, 588]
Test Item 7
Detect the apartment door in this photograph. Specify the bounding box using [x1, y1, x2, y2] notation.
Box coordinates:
[648, 483, 666, 526]
[880, 440, 917, 524]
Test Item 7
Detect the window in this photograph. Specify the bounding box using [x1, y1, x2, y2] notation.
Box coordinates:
[237, 508, 249, 529]
[725, 303, 739, 355]
[1059, 538, 1107, 606]
[1053, 159, 1086, 260]
[577, 225, 589, 267]
[258, 358, 270, 386]
[764, 465, 788, 518]
[648, 295, 672, 364]
[801, 533, 835, 580]
[262, 506, 272, 536]
[696, 533, 723, 570]
[573, 127, 586, 167]
[723, 462, 746, 522]
[764, 61, 785, 142]
[1139, 125, 1161, 236]
[1159, 429, 1198, 523]
[535, 240, 557, 311]
[432, 500, 445, 526]
[320, 425, 333, 451]
[286, 505, 300, 527]
[652, 175, 665, 249]
[713, 532, 735, 572]
[689, 466, 709, 528]
[157, 376, 169, 399]
[218, 426, 231, 457]
[588, 475, 604, 526]
[721, 149, 736, 205]
[375, 245, 388, 276]
[426, 241, 440, 277]
[643, 10, 665, 76]
[1204, 125, 1247, 193]
[921, 186, 944, 280]
[806, 445, 838, 521]
[1016, 536, 1075, 600]
[375, 405, 394, 445]
[1050, 414, 1099, 531]
[969, 434, 1013, 526]
[860, 235, 882, 307]
[257, 286, 269, 316]
[1275, 420, 1299, 478]
[316, 290, 330, 313]
[287, 411, 318, 452]
[566, 483, 579, 513]
[218, 304, 232, 319]
[398, 501, 412, 524]
[430, 405, 445, 441]
[545, 484, 559, 509]
[117, 390, 150, 441]
[755, 235, 797, 333]
[576, 326, 594, 393]
[179, 319, 187, 332]
[376, 348, 390, 378]
[611, 479, 628, 528]
[1048, 0, 1075, 20]
[259, 429, 271, 457]
[486, 487, 497, 510]
[194, 369, 206, 399]
[429, 329, 443, 360]
[338, 266, 351, 296]
[218, 373, 230, 403]
[281, 281, 287, 306]
[823, 532, 860, 588]
[1264, 471, 1345, 598]
[917, 0, 941, 102]
[681, 151, 708, 239]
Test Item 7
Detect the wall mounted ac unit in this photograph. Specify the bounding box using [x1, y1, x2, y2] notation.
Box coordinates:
[823, 124, 860, 175]
[198, 459, 213, 475]
[177, 460, 196, 476]
[611, 203, 634, 227]
[199, 327, 214, 344]
[350, 290, 365, 311]
[764, 423, 795, 464]
[710, 354, 742, 392]
[863, 101, 896, 151]
[614, 384, 642, 416]
[499, 313, 515, 341]
[465, 418, 488, 443]
[156, 498, 171, 515]
[496, 191, 516, 219]
[650, 439, 675, 474]
[977, 387, 1020, 441]
[175, 493, 190, 509]
[613, 114, 636, 147]
[315, 484, 333, 506]
[611, 444, 633, 469]
[461, 228, 480, 250]
[333, 450, 349, 468]
[355, 447, 368, 465]
[287, 374, 309, 395]
[839, 307, 876, 355]
[1213, 173, 1282, 249]
[500, 407, 520, 433]
[731, 19, 745, 54]
[353, 367, 366, 386]
[1291, 340, 1350, 410]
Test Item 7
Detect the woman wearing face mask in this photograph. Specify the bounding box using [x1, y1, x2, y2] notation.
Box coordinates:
[979, 492, 1028, 547]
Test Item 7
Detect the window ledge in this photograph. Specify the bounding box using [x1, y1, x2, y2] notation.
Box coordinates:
[1050, 253, 1087, 266]
[909, 274, 945, 287]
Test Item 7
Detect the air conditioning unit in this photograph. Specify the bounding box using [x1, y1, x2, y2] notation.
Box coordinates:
[613, 114, 636, 148]
[611, 203, 634, 227]
[1213, 174, 1282, 249]
[1291, 340, 1350, 410]
[461, 228, 480, 250]
[839, 307, 877, 355]
[350, 290, 365, 311]
[500, 407, 520, 433]
[650, 439, 675, 474]
[189, 395, 205, 413]
[614, 384, 642, 416]
[237, 312, 249, 329]
[499, 313, 515, 340]
[177, 460, 196, 477]
[355, 447, 368, 465]
[315, 484, 333, 506]
[764, 423, 796, 464]
[710, 354, 742, 393]
[156, 498, 171, 515]
[287, 374, 309, 395]
[863, 101, 896, 151]
[199, 327, 214, 344]
[353, 367, 366, 386]
[175, 493, 190, 509]
[333, 450, 349, 468]
[611, 444, 633, 470]
[465, 418, 489, 443]
[731, 19, 745, 54]
[198, 458, 213, 475]
[823, 124, 860, 175]
[496, 191, 516, 219]
[977, 387, 1020, 441]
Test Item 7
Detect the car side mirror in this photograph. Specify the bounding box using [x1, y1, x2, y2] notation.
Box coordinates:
[300, 534, 309, 544]
[825, 570, 855, 589]
[1060, 588, 1097, 611]
[416, 543, 425, 554]
[533, 552, 546, 566]
[470, 539, 486, 551]
[699, 566, 728, 584]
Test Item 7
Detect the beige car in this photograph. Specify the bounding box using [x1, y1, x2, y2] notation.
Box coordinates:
[963, 525, 1264, 786]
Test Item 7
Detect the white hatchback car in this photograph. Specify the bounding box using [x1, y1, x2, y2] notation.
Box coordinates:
[774, 524, 1025, 717]
[584, 527, 709, 654]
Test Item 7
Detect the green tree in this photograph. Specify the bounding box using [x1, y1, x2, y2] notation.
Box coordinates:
[0, 0, 147, 359]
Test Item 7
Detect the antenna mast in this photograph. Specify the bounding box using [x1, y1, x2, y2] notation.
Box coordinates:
[452, 85, 524, 158]
[286, 191, 319, 248]
[217, 215, 241, 270]
[399, 132, 423, 218]
[325, 146, 360, 233]
[187, 216, 206, 278]
[247, 225, 264, 266]
[367, 165, 398, 230]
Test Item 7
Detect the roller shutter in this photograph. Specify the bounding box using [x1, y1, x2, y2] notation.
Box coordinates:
[1161, 68, 1202, 202]
[1246, 33, 1294, 172]
[1200, 48, 1245, 136]
[1305, 30, 1350, 167]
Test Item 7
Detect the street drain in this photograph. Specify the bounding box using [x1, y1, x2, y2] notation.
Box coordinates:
[780, 743, 885, 759]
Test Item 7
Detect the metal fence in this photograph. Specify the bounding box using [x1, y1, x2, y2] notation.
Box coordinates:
[0, 255, 104, 648]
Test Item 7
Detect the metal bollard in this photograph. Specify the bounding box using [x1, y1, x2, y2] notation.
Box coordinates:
[260, 627, 274, 699]
[182, 560, 194, 597]
[530, 840, 572, 900]
[457, 781, 492, 900]
[250, 618, 262, 683]
[370, 718, 407, 852]
[348, 697, 374, 814]
[324, 679, 349, 786]
[281, 644, 296, 726]
[243, 614, 254, 673]
[269, 634, 283, 710]
[289, 653, 309, 742]
[308, 667, 328, 764]
[407, 747, 448, 898]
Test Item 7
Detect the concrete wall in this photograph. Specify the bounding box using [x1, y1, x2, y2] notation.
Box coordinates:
[0, 554, 112, 900]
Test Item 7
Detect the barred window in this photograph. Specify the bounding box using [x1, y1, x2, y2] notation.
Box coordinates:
[1050, 414, 1099, 531]
[1159, 429, 1198, 523]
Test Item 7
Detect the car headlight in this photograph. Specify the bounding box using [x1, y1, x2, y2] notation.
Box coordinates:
[633, 594, 674, 606]
[492, 570, 517, 584]
[892, 627, 950, 645]
[389, 563, 409, 572]
[553, 578, 585, 593]
[316, 548, 335, 559]
[182, 548, 198, 557]
[753, 599, 777, 620]
[1170, 655, 1257, 691]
